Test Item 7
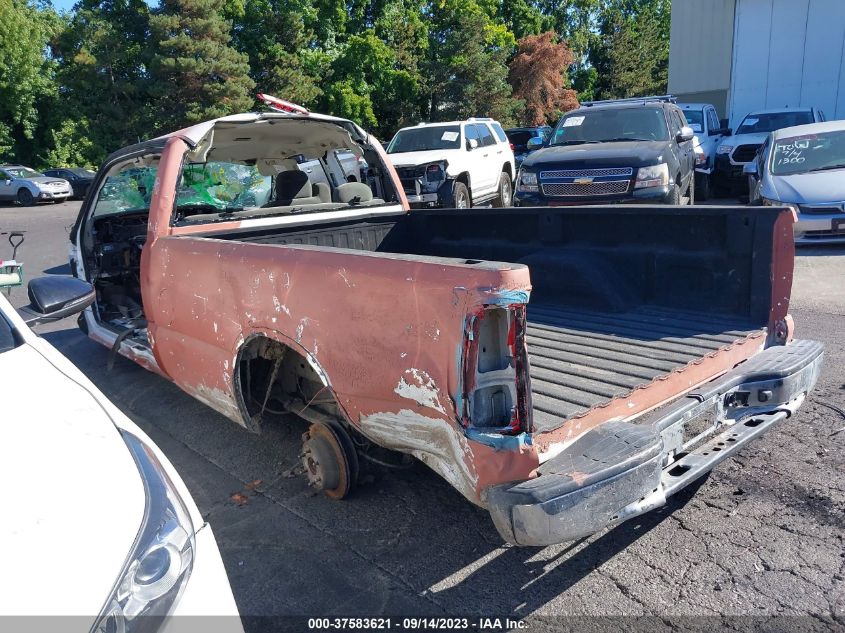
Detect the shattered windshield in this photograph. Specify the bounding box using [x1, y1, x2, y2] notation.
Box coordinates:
[176, 162, 271, 212]
[92, 162, 272, 217]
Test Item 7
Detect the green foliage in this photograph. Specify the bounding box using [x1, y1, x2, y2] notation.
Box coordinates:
[148, 0, 255, 131]
[590, 0, 671, 100]
[0, 0, 58, 161]
[0, 0, 672, 168]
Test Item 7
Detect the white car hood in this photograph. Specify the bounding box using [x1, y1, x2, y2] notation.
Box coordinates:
[728, 132, 768, 148]
[0, 343, 145, 619]
[387, 149, 454, 170]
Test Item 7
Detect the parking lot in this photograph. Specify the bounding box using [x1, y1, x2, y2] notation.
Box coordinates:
[3, 199, 844, 628]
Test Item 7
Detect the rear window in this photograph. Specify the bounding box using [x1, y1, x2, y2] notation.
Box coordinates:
[736, 112, 813, 135]
[507, 131, 535, 146]
[682, 109, 705, 132]
[490, 122, 508, 143]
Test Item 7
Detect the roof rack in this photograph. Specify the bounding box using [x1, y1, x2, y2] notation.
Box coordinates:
[467, 117, 493, 121]
[581, 95, 677, 107]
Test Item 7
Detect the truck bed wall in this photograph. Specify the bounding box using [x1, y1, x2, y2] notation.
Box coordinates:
[209, 205, 788, 327]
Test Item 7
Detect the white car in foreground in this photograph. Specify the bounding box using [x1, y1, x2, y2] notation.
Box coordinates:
[0, 276, 241, 632]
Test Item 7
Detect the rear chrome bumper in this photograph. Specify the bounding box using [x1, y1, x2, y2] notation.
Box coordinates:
[486, 339, 823, 546]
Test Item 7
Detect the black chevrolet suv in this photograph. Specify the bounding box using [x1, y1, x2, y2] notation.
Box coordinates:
[513, 96, 696, 206]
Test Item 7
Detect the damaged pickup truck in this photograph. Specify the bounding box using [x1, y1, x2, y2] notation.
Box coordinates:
[70, 103, 823, 546]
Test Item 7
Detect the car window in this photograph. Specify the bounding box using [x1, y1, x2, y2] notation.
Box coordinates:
[770, 129, 845, 175]
[551, 107, 670, 144]
[506, 130, 535, 147]
[464, 124, 480, 146]
[5, 167, 42, 178]
[736, 112, 814, 134]
[0, 170, 8, 179]
[708, 109, 720, 131]
[475, 124, 496, 147]
[387, 126, 462, 153]
[682, 109, 704, 133]
[490, 122, 508, 144]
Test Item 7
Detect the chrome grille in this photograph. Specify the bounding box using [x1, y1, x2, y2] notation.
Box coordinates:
[541, 180, 629, 197]
[731, 144, 761, 163]
[540, 167, 633, 179]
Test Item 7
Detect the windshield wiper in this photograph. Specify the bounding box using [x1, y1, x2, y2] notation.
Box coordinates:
[807, 163, 845, 173]
[601, 137, 653, 143]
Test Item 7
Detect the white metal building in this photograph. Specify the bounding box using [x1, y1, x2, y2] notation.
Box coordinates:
[669, 0, 845, 127]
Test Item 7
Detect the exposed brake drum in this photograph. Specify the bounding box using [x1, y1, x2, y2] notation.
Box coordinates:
[300, 421, 359, 499]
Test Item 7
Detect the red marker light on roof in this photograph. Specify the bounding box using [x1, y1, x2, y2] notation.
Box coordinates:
[257, 93, 310, 115]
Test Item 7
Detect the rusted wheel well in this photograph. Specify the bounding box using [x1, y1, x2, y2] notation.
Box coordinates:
[234, 335, 344, 432]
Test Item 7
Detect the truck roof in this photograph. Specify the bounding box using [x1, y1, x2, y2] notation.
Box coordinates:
[744, 107, 814, 117]
[158, 110, 366, 148]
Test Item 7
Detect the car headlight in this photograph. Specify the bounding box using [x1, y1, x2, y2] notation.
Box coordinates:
[634, 163, 669, 189]
[516, 170, 538, 192]
[716, 145, 734, 155]
[93, 431, 194, 633]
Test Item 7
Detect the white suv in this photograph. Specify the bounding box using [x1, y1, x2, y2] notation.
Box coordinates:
[385, 118, 516, 208]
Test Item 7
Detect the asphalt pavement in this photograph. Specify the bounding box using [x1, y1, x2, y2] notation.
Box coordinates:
[2, 199, 843, 630]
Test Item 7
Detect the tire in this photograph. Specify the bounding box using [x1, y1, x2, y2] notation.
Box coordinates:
[687, 172, 695, 205]
[492, 172, 512, 208]
[17, 188, 35, 206]
[696, 173, 711, 201]
[452, 182, 470, 209]
[666, 183, 681, 205]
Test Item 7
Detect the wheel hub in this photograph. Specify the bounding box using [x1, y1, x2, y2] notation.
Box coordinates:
[300, 423, 353, 499]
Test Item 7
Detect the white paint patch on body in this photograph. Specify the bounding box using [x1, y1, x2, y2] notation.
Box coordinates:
[393, 368, 447, 414]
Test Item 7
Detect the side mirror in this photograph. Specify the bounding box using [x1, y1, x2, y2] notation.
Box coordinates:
[466, 138, 478, 151]
[526, 138, 544, 150]
[676, 126, 695, 143]
[16, 276, 95, 326]
[743, 162, 759, 176]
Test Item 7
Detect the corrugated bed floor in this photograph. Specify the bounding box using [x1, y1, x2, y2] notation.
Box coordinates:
[526, 304, 763, 433]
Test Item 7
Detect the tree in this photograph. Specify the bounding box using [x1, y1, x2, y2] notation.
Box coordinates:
[48, 0, 152, 166]
[0, 0, 57, 161]
[590, 0, 671, 100]
[425, 0, 521, 124]
[324, 30, 420, 135]
[148, 0, 255, 133]
[226, 0, 322, 107]
[509, 32, 579, 125]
